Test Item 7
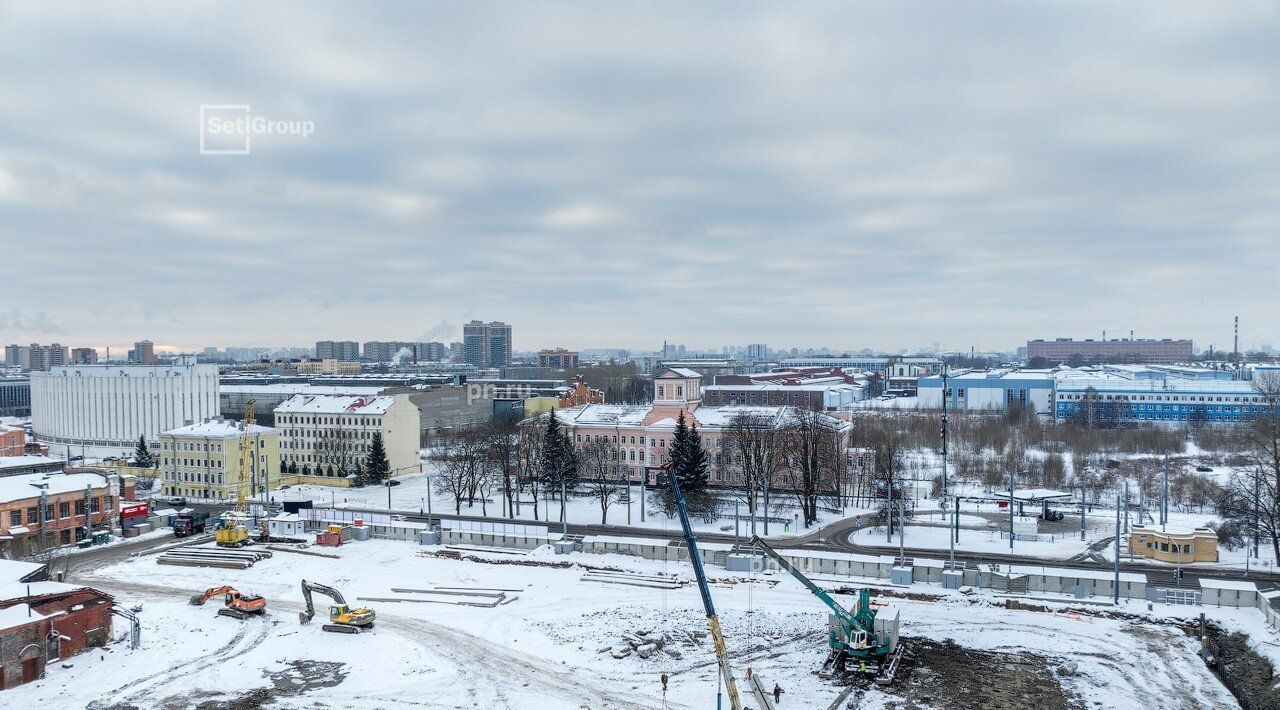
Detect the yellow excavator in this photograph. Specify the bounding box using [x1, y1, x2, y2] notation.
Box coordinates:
[298, 579, 376, 634]
[216, 399, 256, 547]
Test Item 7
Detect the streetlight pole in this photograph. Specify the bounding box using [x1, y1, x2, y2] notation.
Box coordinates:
[940, 365, 949, 511]
[1009, 464, 1015, 551]
[1113, 495, 1121, 604]
[561, 479, 568, 538]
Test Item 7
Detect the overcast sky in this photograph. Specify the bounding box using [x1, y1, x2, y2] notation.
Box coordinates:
[1, 2, 1277, 355]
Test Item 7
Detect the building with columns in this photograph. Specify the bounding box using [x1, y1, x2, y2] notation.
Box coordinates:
[553, 368, 856, 490]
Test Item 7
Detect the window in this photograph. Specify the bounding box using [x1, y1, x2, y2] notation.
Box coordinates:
[58, 502, 70, 519]
[8, 510, 18, 526]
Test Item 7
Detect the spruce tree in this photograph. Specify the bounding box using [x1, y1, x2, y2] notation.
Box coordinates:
[134, 435, 154, 468]
[351, 459, 366, 487]
[366, 432, 391, 485]
[662, 412, 715, 519]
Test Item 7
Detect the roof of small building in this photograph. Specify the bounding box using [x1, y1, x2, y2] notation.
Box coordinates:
[275, 394, 398, 415]
[0, 604, 47, 631]
[162, 419, 280, 439]
[0, 456, 63, 469]
[0, 471, 108, 504]
[0, 581, 104, 603]
[658, 368, 702, 379]
[0, 560, 45, 586]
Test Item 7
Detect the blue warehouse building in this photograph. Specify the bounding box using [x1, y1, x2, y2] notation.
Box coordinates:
[1054, 377, 1271, 424]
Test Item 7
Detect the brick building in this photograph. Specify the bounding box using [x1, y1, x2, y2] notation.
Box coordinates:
[0, 427, 22, 458]
[538, 348, 580, 369]
[0, 582, 114, 689]
[1027, 337, 1194, 365]
[0, 472, 115, 558]
[0, 606, 49, 688]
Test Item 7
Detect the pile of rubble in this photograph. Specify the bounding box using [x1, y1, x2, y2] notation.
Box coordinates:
[600, 628, 706, 660]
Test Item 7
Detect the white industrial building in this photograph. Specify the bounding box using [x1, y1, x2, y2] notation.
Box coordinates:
[29, 356, 219, 458]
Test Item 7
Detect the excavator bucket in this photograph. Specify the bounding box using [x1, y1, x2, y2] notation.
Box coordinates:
[189, 595, 206, 606]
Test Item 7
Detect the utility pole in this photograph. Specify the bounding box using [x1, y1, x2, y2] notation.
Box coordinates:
[1009, 463, 1015, 551]
[898, 497, 906, 562]
[640, 471, 646, 523]
[1113, 495, 1121, 604]
[734, 498, 740, 547]
[1161, 458, 1169, 532]
[1123, 479, 1130, 534]
[949, 495, 957, 569]
[940, 365, 949, 511]
[886, 471, 894, 543]
[561, 479, 568, 538]
[1079, 482, 1086, 542]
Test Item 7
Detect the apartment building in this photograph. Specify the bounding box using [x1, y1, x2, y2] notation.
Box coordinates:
[1027, 337, 1193, 365]
[537, 348, 580, 369]
[70, 347, 99, 365]
[274, 394, 420, 482]
[462, 321, 512, 368]
[295, 359, 361, 376]
[0, 471, 115, 558]
[158, 419, 281, 501]
[315, 340, 360, 361]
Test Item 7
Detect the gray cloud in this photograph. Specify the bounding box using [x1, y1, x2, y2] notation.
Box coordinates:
[1, 2, 1277, 354]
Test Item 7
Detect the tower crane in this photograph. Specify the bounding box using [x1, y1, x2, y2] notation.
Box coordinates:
[216, 398, 255, 547]
[751, 535, 902, 682]
[666, 467, 743, 710]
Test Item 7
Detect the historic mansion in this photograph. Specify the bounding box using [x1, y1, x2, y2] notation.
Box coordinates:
[553, 368, 859, 487]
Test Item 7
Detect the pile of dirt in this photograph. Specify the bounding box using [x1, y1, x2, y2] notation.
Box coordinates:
[1206, 628, 1280, 709]
[882, 638, 1083, 710]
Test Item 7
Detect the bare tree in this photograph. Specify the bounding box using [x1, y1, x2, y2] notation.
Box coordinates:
[429, 426, 487, 514]
[580, 437, 623, 524]
[1223, 375, 1280, 561]
[517, 418, 544, 520]
[780, 408, 844, 528]
[723, 413, 780, 534]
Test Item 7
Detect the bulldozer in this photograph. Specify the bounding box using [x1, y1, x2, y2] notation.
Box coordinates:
[189, 585, 267, 620]
[298, 579, 375, 634]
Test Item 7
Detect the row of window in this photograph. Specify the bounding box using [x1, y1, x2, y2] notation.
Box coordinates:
[7, 498, 102, 527]
[1060, 393, 1262, 403]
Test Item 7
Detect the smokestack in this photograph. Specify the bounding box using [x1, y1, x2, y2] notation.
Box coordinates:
[1234, 316, 1239, 359]
[1130, 330, 1134, 341]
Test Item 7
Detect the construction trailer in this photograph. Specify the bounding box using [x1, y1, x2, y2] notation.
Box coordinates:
[751, 536, 903, 683]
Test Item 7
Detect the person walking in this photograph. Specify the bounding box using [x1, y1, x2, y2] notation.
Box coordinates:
[773, 682, 783, 703]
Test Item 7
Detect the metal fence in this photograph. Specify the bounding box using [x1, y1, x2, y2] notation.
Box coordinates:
[449, 519, 548, 536]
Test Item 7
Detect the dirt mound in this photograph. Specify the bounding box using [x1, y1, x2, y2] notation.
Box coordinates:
[881, 638, 1083, 710]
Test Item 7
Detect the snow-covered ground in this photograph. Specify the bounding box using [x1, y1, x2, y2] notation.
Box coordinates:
[10, 535, 1253, 708]
[267, 470, 862, 538]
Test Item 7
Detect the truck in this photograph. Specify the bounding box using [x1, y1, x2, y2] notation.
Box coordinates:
[173, 510, 210, 537]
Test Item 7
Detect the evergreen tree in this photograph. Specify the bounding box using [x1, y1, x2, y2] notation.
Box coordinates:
[539, 411, 579, 507]
[365, 432, 391, 485]
[134, 435, 154, 468]
[300, 464, 310, 476]
[351, 459, 367, 487]
[658, 412, 716, 519]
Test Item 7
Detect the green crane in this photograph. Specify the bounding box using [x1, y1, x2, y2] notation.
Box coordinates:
[751, 535, 899, 679]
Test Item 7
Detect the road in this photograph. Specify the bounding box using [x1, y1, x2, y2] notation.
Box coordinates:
[322, 501, 1280, 589]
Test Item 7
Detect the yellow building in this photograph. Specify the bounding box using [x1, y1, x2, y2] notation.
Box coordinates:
[1129, 526, 1219, 563]
[295, 358, 361, 375]
[159, 419, 281, 502]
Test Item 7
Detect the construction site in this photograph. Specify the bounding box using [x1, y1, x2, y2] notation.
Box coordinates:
[0, 464, 1254, 709]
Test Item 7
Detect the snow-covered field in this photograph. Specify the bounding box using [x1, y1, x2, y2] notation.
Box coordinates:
[9, 535, 1252, 708]
[267, 469, 861, 538]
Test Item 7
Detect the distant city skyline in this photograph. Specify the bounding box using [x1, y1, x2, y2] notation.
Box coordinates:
[3, 4, 1278, 354]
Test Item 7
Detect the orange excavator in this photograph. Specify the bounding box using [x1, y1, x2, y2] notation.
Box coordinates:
[189, 585, 267, 620]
